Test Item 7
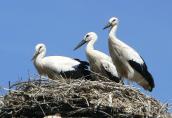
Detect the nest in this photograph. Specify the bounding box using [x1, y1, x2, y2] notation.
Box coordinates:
[0, 76, 171, 118]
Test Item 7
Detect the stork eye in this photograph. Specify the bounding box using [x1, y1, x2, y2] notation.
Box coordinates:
[39, 46, 42, 50]
[86, 35, 89, 38]
[112, 19, 116, 22]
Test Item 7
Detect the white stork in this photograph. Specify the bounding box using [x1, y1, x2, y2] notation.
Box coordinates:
[74, 32, 120, 83]
[103, 17, 155, 91]
[32, 43, 91, 80]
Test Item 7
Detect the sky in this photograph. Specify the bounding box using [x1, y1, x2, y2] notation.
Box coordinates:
[0, 0, 172, 109]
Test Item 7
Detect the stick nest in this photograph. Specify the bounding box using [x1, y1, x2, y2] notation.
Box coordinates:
[0, 76, 171, 118]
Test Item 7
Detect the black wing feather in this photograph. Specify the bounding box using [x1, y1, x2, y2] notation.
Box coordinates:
[128, 59, 155, 91]
[104, 70, 120, 83]
[73, 58, 92, 80]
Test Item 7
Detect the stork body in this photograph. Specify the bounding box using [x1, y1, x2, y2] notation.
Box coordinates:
[32, 43, 91, 80]
[104, 17, 155, 91]
[74, 32, 120, 83]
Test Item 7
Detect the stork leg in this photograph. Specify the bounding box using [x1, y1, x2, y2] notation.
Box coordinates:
[119, 76, 124, 85]
[125, 68, 135, 87]
[39, 75, 44, 79]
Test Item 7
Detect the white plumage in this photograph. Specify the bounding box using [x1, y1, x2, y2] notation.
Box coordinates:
[32, 43, 91, 79]
[39, 56, 80, 72]
[74, 32, 120, 82]
[104, 17, 155, 91]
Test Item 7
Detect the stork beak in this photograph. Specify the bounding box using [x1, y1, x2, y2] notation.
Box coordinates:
[103, 23, 111, 30]
[31, 51, 39, 61]
[74, 39, 87, 50]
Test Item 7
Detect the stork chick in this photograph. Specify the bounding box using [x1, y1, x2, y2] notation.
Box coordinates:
[104, 17, 155, 91]
[32, 43, 91, 80]
[74, 32, 120, 83]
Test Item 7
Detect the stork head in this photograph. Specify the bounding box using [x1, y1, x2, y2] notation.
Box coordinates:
[74, 32, 97, 50]
[32, 43, 46, 60]
[84, 32, 98, 42]
[103, 17, 119, 29]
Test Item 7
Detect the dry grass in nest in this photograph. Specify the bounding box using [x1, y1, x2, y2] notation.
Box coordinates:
[0, 75, 171, 118]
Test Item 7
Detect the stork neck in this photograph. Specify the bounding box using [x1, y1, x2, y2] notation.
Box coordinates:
[35, 51, 46, 62]
[109, 25, 118, 39]
[86, 39, 96, 51]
